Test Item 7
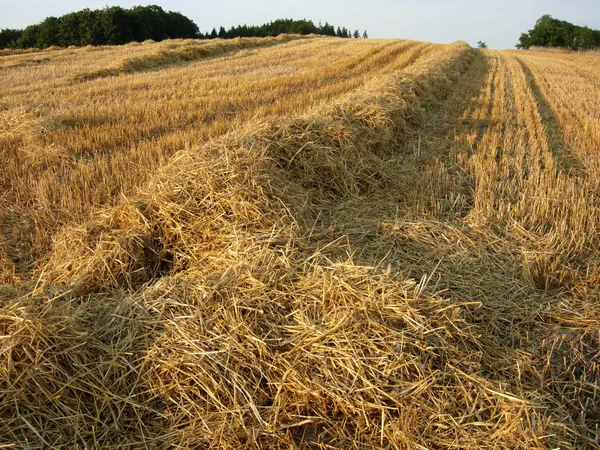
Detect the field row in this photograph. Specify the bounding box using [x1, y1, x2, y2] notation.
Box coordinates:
[0, 37, 441, 275]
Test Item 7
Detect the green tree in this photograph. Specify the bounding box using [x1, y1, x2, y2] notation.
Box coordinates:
[516, 32, 531, 49]
[128, 5, 164, 41]
[79, 9, 105, 45]
[17, 25, 41, 48]
[165, 11, 198, 39]
[574, 26, 600, 49]
[58, 11, 83, 46]
[101, 6, 132, 45]
[516, 14, 600, 50]
[362, 30, 369, 39]
[290, 19, 317, 35]
[477, 40, 487, 48]
[36, 17, 60, 47]
[0, 12, 360, 49]
[0, 29, 22, 48]
[319, 22, 336, 36]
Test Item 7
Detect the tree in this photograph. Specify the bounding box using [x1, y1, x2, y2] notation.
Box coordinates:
[0, 29, 22, 48]
[353, 29, 360, 39]
[0, 12, 362, 49]
[36, 17, 60, 47]
[319, 21, 336, 36]
[516, 14, 600, 50]
[58, 11, 83, 46]
[17, 25, 41, 48]
[516, 32, 530, 50]
[79, 9, 105, 45]
[164, 10, 199, 39]
[477, 41, 487, 49]
[101, 6, 132, 45]
[128, 5, 166, 41]
[0, 5, 199, 49]
[362, 30, 369, 39]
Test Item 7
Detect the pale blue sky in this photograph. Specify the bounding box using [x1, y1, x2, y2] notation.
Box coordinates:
[1, 0, 599, 49]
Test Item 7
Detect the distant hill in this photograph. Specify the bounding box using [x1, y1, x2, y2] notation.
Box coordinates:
[517, 14, 600, 50]
[0, 6, 366, 49]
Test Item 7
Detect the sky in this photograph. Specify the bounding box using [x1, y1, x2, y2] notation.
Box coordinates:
[1, 0, 599, 50]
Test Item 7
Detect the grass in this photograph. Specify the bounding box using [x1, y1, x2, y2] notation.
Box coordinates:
[1, 36, 599, 448]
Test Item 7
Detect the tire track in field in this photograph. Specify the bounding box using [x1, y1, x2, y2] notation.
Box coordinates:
[516, 59, 581, 175]
[314, 46, 489, 274]
[514, 53, 600, 183]
[473, 51, 499, 147]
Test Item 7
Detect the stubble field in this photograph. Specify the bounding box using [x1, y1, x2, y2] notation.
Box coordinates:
[0, 35, 598, 448]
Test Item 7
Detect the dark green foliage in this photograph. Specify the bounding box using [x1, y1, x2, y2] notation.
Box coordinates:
[320, 22, 336, 36]
[101, 7, 132, 45]
[1, 9, 364, 49]
[0, 28, 22, 48]
[1, 5, 199, 49]
[201, 19, 359, 40]
[477, 41, 487, 49]
[517, 14, 600, 50]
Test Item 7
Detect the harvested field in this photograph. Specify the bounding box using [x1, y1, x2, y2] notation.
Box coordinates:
[1, 37, 599, 449]
[0, 35, 441, 273]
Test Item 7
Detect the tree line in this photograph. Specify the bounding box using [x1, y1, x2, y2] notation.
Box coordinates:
[0, 6, 368, 50]
[204, 19, 367, 40]
[517, 14, 600, 50]
[0, 6, 198, 48]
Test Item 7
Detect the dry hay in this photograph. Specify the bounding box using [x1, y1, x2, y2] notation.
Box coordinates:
[0, 242, 16, 284]
[43, 42, 473, 293]
[1, 41, 598, 449]
[71, 34, 309, 82]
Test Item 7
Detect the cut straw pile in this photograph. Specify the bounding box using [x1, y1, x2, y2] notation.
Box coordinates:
[71, 34, 308, 82]
[1, 41, 598, 448]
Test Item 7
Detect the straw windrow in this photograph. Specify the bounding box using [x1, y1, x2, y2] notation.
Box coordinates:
[44, 42, 474, 293]
[1, 37, 433, 274]
[71, 34, 310, 82]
